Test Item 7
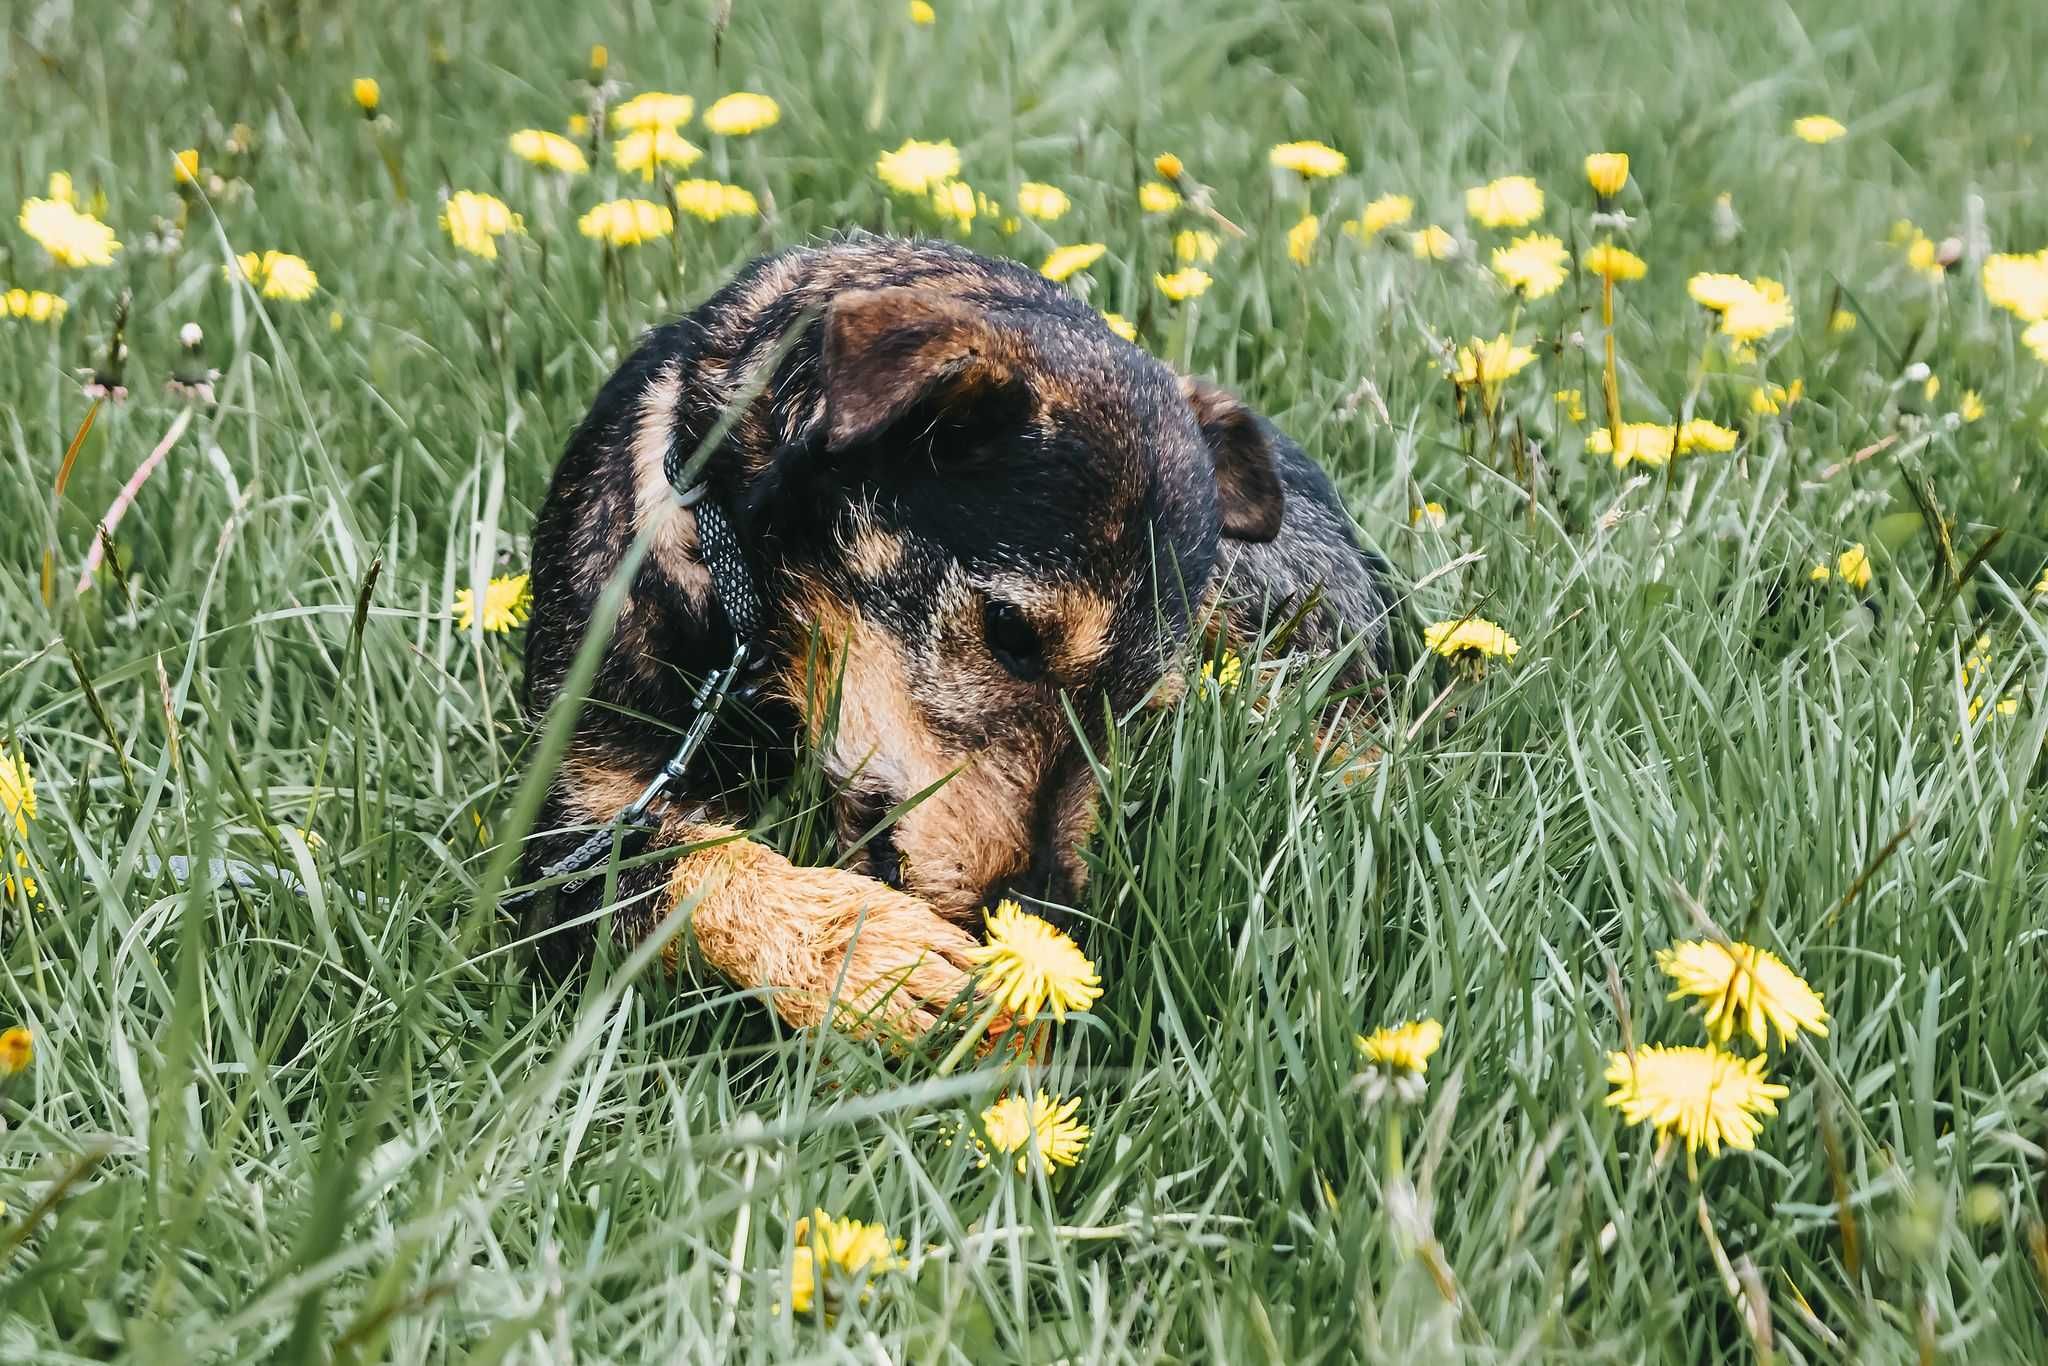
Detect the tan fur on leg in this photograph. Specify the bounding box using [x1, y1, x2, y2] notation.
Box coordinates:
[663, 823, 982, 1034]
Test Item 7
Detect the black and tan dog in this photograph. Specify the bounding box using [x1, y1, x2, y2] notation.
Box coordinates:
[520, 235, 1388, 1032]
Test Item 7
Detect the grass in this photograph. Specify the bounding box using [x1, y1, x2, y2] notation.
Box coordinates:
[3, 0, 2048, 1359]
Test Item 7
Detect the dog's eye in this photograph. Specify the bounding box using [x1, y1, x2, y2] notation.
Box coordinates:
[982, 599, 1047, 681]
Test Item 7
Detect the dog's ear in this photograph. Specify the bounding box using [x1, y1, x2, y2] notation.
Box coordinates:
[1182, 378, 1284, 543]
[822, 287, 1024, 453]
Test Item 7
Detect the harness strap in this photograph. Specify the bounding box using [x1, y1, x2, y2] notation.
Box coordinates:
[509, 459, 764, 912]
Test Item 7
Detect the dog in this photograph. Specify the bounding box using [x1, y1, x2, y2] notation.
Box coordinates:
[518, 235, 1390, 1033]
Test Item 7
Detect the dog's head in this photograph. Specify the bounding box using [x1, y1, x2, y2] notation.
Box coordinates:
[760, 283, 1281, 921]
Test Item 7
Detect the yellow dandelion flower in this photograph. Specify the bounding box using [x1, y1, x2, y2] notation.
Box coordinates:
[908, 0, 936, 23]
[0, 1027, 32, 1076]
[613, 127, 702, 180]
[1605, 1044, 1789, 1158]
[1173, 229, 1220, 263]
[453, 572, 531, 633]
[1657, 940, 1830, 1048]
[4, 289, 66, 324]
[1677, 419, 1739, 454]
[231, 250, 319, 301]
[703, 92, 780, 137]
[1491, 233, 1569, 299]
[352, 77, 380, 114]
[588, 44, 608, 73]
[1833, 543, 1873, 590]
[1584, 152, 1629, 198]
[1465, 175, 1544, 229]
[1905, 230, 1945, 284]
[1829, 308, 1859, 334]
[0, 745, 34, 836]
[1137, 180, 1181, 214]
[1809, 545, 1874, 590]
[968, 899, 1102, 1022]
[18, 197, 121, 268]
[1719, 278, 1794, 343]
[1959, 389, 1984, 422]
[1040, 242, 1106, 282]
[672, 179, 758, 221]
[1750, 379, 1804, 415]
[1454, 333, 1536, 388]
[1344, 193, 1413, 240]
[875, 139, 961, 195]
[1153, 152, 1184, 181]
[440, 191, 522, 260]
[1423, 617, 1518, 662]
[1582, 240, 1647, 283]
[328, 309, 344, 332]
[610, 92, 695, 133]
[1982, 249, 2048, 322]
[1410, 225, 1458, 260]
[1099, 311, 1137, 342]
[509, 129, 588, 174]
[1410, 501, 1448, 528]
[1588, 422, 1677, 469]
[788, 1210, 905, 1317]
[2, 854, 38, 904]
[1286, 212, 1320, 265]
[1792, 115, 1847, 145]
[979, 1091, 1091, 1174]
[1687, 273, 1753, 311]
[928, 179, 977, 229]
[1554, 388, 1586, 422]
[1015, 181, 1070, 222]
[567, 113, 591, 138]
[578, 198, 674, 246]
[2024, 319, 2048, 367]
[1201, 649, 1243, 689]
[1355, 1018, 1443, 1074]
[1154, 267, 1211, 302]
[1269, 140, 1348, 178]
[171, 148, 200, 185]
[1967, 694, 2021, 723]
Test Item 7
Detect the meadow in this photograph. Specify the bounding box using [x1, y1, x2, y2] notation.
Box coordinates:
[4, 0, 2048, 1360]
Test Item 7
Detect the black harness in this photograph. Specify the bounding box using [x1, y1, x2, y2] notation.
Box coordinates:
[509, 461, 764, 910]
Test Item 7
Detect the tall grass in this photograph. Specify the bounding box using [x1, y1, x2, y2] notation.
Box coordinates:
[1, 0, 2045, 1359]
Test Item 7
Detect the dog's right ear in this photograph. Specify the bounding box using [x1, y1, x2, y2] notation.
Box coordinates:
[821, 287, 1024, 453]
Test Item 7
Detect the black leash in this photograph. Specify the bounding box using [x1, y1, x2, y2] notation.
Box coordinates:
[508, 467, 764, 910]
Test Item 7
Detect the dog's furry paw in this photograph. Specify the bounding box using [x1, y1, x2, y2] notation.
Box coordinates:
[677, 836, 983, 1036]
[800, 869, 985, 1035]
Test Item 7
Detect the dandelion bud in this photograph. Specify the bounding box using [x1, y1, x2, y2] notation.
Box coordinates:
[0, 1027, 32, 1076]
[178, 322, 203, 349]
[1584, 151, 1629, 199]
[1902, 361, 1931, 384]
[171, 148, 200, 186]
[589, 43, 608, 74]
[1936, 236, 1964, 268]
[1154, 152, 1184, 182]
[352, 76, 380, 115]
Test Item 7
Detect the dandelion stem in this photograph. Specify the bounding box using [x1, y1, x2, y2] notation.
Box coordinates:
[934, 998, 1004, 1077]
[1601, 274, 1622, 449]
[369, 125, 408, 202]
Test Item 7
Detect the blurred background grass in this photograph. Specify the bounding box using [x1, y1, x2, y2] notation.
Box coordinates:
[2, 0, 2046, 1360]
